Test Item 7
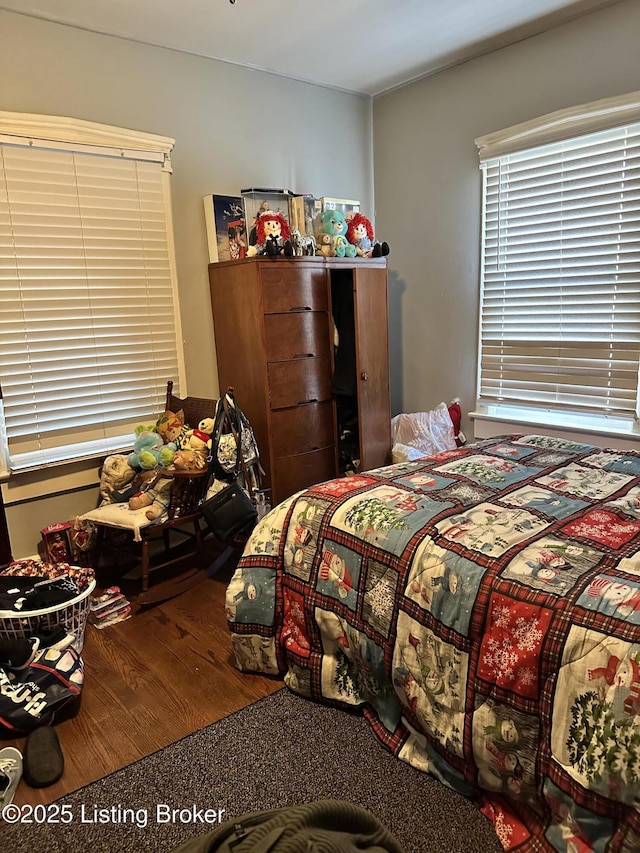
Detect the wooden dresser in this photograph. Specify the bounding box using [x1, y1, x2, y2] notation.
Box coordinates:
[208, 256, 391, 506]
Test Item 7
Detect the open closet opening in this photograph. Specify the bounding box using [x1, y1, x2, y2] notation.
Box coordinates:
[330, 269, 360, 476]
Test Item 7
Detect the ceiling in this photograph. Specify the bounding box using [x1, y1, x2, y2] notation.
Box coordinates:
[0, 0, 623, 97]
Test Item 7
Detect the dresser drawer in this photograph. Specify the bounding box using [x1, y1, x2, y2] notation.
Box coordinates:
[268, 356, 332, 409]
[261, 268, 328, 314]
[273, 447, 337, 499]
[264, 312, 331, 362]
[270, 401, 335, 458]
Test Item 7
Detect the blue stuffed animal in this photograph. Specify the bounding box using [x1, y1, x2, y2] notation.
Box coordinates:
[127, 429, 176, 470]
[316, 210, 357, 258]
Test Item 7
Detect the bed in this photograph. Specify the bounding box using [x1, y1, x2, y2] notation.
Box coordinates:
[226, 434, 640, 852]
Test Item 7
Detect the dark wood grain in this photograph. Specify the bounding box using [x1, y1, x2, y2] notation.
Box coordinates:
[2, 566, 282, 807]
[208, 256, 390, 507]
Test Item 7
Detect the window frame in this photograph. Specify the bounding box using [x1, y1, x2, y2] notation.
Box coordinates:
[473, 90, 640, 443]
[0, 111, 186, 479]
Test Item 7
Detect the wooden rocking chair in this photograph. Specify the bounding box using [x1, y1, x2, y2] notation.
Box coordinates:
[91, 381, 236, 607]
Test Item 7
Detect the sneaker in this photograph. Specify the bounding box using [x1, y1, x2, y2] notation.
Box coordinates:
[0, 637, 40, 670]
[0, 746, 23, 807]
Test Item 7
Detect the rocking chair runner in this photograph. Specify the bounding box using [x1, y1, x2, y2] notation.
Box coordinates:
[90, 381, 235, 606]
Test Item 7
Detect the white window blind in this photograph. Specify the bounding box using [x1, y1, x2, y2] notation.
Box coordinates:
[0, 114, 184, 474]
[477, 113, 640, 421]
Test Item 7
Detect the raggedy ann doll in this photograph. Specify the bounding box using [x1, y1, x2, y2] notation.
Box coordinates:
[346, 213, 389, 258]
[246, 210, 293, 257]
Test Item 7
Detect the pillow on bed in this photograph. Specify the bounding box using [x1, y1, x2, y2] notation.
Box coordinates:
[391, 402, 456, 463]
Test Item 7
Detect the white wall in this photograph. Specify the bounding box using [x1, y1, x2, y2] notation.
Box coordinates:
[373, 0, 640, 433]
[0, 10, 374, 557]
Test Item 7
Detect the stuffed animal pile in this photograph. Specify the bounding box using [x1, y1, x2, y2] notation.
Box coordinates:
[96, 404, 215, 521]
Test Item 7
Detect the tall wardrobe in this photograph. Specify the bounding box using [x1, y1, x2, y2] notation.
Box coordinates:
[208, 256, 391, 506]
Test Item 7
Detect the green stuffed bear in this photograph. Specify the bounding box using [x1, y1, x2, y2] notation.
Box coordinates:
[127, 429, 176, 470]
[316, 210, 357, 258]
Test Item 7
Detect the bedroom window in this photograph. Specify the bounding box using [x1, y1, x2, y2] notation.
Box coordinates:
[0, 113, 185, 476]
[475, 91, 640, 438]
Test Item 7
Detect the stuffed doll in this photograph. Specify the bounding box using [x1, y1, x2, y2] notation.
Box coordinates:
[246, 211, 293, 257]
[108, 468, 158, 504]
[99, 454, 137, 504]
[315, 210, 357, 258]
[155, 408, 189, 447]
[346, 213, 389, 258]
[128, 470, 173, 520]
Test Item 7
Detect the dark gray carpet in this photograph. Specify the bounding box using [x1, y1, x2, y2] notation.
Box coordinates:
[3, 688, 503, 853]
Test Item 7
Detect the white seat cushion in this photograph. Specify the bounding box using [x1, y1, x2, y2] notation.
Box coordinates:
[79, 503, 167, 542]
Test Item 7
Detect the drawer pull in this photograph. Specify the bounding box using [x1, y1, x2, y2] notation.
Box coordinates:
[290, 306, 312, 312]
[293, 353, 314, 359]
[298, 398, 318, 406]
[361, 371, 369, 381]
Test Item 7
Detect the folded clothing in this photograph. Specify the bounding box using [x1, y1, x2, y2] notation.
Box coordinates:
[0, 575, 79, 613]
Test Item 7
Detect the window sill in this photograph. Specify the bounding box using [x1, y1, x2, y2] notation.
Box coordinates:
[0, 440, 134, 504]
[470, 405, 640, 451]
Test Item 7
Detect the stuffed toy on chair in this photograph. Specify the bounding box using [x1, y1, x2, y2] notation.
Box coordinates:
[127, 429, 176, 470]
[128, 470, 173, 520]
[99, 454, 137, 504]
[172, 417, 214, 470]
[155, 408, 189, 447]
[346, 213, 389, 258]
[315, 210, 357, 258]
[109, 469, 158, 504]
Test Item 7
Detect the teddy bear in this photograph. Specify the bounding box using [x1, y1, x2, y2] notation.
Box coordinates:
[172, 417, 214, 470]
[127, 428, 176, 470]
[345, 213, 390, 258]
[172, 449, 205, 471]
[315, 210, 357, 258]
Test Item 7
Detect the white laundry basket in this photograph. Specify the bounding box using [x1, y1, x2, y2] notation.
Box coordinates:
[0, 579, 96, 653]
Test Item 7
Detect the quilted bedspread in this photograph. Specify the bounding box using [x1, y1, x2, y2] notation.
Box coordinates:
[226, 435, 640, 852]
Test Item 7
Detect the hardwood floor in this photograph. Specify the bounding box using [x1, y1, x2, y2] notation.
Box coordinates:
[2, 562, 283, 807]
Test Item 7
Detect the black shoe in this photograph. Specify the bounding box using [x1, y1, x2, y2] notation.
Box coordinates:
[0, 637, 39, 671]
[372, 242, 381, 257]
[23, 727, 64, 788]
[283, 240, 293, 257]
[380, 241, 390, 256]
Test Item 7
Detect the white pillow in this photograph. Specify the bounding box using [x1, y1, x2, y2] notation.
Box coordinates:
[79, 503, 166, 542]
